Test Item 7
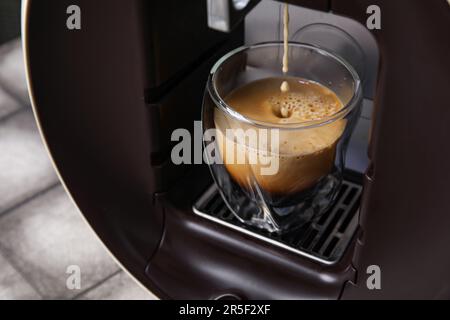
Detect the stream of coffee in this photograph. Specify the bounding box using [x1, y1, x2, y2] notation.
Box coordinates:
[281, 3, 290, 93]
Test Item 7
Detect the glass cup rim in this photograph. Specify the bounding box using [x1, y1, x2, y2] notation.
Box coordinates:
[207, 42, 363, 130]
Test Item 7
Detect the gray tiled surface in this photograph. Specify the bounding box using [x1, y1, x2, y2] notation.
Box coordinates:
[0, 38, 156, 300]
[0, 186, 120, 299]
[0, 39, 29, 104]
[78, 271, 156, 300]
[0, 85, 20, 118]
[0, 111, 59, 213]
[0, 252, 40, 300]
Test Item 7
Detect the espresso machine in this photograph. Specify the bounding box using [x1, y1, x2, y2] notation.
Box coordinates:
[23, 0, 450, 299]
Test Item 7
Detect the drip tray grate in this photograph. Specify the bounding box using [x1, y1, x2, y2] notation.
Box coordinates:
[193, 177, 362, 265]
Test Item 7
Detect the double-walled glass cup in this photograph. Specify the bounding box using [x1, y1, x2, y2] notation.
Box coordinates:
[202, 42, 362, 233]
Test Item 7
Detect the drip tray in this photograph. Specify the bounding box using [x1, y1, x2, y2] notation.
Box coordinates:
[193, 175, 362, 265]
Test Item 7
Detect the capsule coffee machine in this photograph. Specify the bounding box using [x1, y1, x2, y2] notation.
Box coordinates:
[23, 0, 450, 299]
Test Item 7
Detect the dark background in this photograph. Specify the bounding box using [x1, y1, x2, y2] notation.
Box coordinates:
[0, 0, 22, 45]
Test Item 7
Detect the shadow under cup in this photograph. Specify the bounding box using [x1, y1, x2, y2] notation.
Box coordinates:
[202, 43, 362, 234]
